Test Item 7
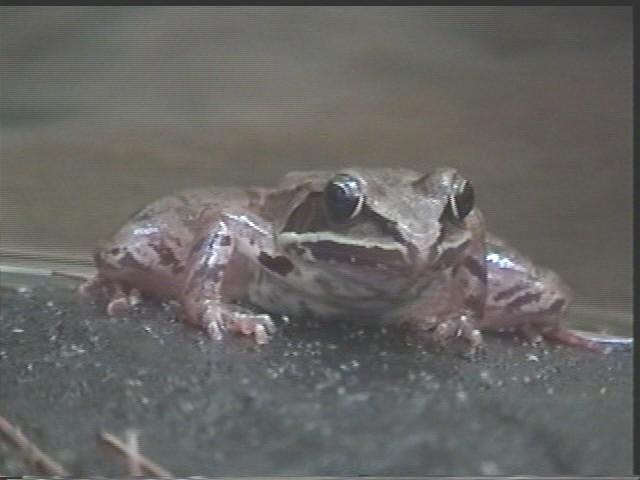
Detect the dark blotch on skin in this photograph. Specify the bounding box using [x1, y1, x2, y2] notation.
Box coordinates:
[438, 243, 469, 268]
[546, 298, 566, 314]
[190, 230, 231, 256]
[508, 291, 543, 311]
[207, 232, 232, 251]
[465, 294, 485, 317]
[152, 243, 180, 268]
[463, 256, 487, 283]
[258, 252, 294, 276]
[120, 251, 146, 270]
[190, 237, 207, 254]
[285, 244, 308, 257]
[172, 265, 186, 275]
[493, 283, 527, 302]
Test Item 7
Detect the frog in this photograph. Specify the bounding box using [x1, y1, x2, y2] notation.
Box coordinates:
[80, 167, 627, 352]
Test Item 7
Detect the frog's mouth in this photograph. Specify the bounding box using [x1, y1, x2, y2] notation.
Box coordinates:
[278, 232, 411, 274]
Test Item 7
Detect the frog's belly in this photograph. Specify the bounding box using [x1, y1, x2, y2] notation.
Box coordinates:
[245, 268, 425, 322]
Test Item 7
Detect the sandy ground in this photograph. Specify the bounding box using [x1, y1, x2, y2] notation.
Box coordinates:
[0, 272, 633, 476]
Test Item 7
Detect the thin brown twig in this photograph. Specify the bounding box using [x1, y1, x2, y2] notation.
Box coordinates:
[100, 430, 173, 478]
[51, 270, 91, 282]
[0, 415, 69, 476]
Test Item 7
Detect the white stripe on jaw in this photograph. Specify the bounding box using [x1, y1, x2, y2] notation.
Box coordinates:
[223, 213, 270, 237]
[436, 230, 470, 255]
[278, 232, 404, 251]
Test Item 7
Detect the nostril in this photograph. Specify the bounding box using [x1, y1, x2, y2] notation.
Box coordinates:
[94, 250, 105, 268]
[94, 246, 122, 269]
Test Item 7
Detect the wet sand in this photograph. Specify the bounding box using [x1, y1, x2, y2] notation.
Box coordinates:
[0, 272, 632, 475]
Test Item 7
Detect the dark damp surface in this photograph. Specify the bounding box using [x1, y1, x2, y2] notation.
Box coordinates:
[0, 272, 632, 476]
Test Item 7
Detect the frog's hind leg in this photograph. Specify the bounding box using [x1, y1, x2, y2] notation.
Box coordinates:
[479, 236, 609, 352]
[533, 325, 609, 352]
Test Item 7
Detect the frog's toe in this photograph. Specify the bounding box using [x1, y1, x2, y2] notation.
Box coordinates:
[432, 315, 483, 353]
[197, 304, 274, 344]
[223, 311, 275, 345]
[107, 296, 130, 316]
[198, 305, 224, 340]
[537, 326, 614, 353]
[104, 284, 141, 316]
[204, 319, 224, 341]
[80, 274, 137, 316]
[79, 274, 108, 297]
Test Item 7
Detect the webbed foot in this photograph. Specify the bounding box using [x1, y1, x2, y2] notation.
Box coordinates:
[198, 302, 276, 344]
[432, 315, 484, 354]
[79, 274, 140, 316]
[410, 314, 484, 354]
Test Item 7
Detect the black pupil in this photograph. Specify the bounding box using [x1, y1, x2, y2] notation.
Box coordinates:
[325, 175, 362, 222]
[455, 181, 474, 220]
[442, 180, 474, 222]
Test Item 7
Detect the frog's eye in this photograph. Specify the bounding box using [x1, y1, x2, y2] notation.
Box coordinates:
[324, 174, 365, 223]
[443, 180, 474, 222]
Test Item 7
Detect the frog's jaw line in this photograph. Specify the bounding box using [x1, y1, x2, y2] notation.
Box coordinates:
[435, 229, 472, 260]
[278, 232, 411, 268]
[278, 232, 404, 253]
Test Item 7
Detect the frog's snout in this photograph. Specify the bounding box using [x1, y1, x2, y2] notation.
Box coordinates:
[94, 245, 122, 270]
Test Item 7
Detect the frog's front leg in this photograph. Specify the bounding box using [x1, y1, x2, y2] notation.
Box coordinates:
[408, 210, 488, 353]
[180, 213, 276, 344]
[478, 235, 606, 352]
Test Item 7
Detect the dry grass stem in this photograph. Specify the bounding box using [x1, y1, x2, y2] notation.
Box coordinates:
[0, 415, 69, 476]
[125, 429, 142, 476]
[100, 430, 173, 478]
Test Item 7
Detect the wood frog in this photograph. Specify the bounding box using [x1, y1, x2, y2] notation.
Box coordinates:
[80, 167, 628, 352]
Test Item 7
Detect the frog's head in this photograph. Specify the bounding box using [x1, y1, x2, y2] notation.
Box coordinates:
[274, 167, 476, 284]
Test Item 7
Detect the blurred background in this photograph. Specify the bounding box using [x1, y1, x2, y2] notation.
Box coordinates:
[0, 6, 632, 334]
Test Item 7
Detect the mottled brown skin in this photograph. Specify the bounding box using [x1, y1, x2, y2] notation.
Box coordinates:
[81, 168, 622, 352]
